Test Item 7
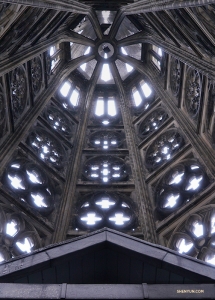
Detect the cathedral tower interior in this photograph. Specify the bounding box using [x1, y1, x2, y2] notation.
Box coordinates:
[1, 0, 215, 274]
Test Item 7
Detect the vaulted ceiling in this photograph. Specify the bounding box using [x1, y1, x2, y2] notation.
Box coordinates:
[0, 0, 215, 267]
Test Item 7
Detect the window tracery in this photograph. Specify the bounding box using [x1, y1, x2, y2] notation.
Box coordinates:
[27, 127, 67, 170]
[10, 65, 28, 120]
[3, 158, 55, 216]
[0, 204, 41, 262]
[184, 68, 201, 119]
[83, 156, 129, 183]
[75, 192, 137, 231]
[169, 206, 215, 266]
[155, 160, 210, 217]
[43, 105, 74, 139]
[138, 107, 168, 140]
[30, 56, 42, 95]
[89, 130, 124, 149]
[145, 128, 184, 171]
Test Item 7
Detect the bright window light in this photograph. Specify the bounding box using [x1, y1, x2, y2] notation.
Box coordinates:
[70, 89, 79, 106]
[6, 220, 18, 237]
[0, 253, 4, 263]
[126, 63, 133, 73]
[121, 47, 127, 55]
[49, 46, 55, 56]
[211, 216, 215, 234]
[193, 221, 204, 237]
[108, 99, 117, 116]
[31, 193, 48, 207]
[60, 82, 71, 97]
[121, 47, 133, 72]
[8, 175, 25, 190]
[185, 176, 203, 191]
[95, 98, 104, 116]
[132, 89, 142, 106]
[101, 64, 112, 82]
[16, 237, 34, 253]
[169, 172, 185, 185]
[109, 213, 130, 225]
[26, 170, 42, 184]
[80, 63, 87, 71]
[81, 213, 102, 225]
[164, 193, 179, 208]
[141, 82, 152, 98]
[96, 198, 115, 209]
[84, 47, 91, 55]
[205, 254, 215, 265]
[176, 238, 193, 254]
[158, 48, 162, 57]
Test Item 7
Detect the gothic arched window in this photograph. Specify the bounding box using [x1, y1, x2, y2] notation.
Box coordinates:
[131, 79, 155, 114]
[27, 127, 67, 170]
[59, 80, 80, 111]
[93, 96, 119, 125]
[155, 160, 210, 217]
[83, 156, 129, 183]
[3, 158, 55, 216]
[89, 130, 124, 149]
[145, 128, 184, 171]
[169, 206, 215, 266]
[138, 107, 168, 140]
[75, 192, 137, 231]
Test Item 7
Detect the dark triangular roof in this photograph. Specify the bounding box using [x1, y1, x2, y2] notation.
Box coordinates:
[0, 227, 214, 285]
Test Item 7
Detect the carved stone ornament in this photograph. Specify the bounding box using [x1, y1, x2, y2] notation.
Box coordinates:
[31, 56, 42, 95]
[10, 65, 27, 120]
[170, 58, 182, 97]
[168, 206, 215, 265]
[45, 51, 52, 78]
[185, 68, 201, 119]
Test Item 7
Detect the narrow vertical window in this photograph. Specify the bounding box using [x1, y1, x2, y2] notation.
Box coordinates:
[132, 87, 142, 107]
[95, 97, 104, 116]
[108, 97, 117, 116]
